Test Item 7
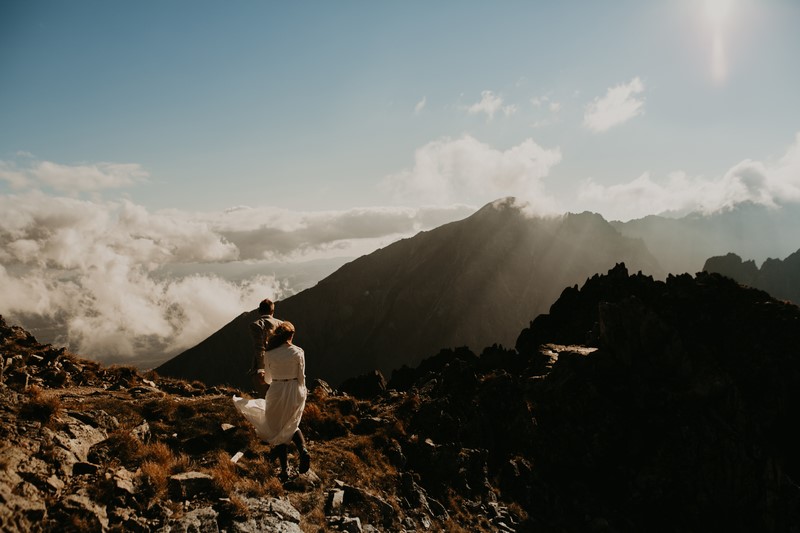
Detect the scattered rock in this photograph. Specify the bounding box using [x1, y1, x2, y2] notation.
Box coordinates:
[168, 472, 215, 500]
[230, 496, 303, 533]
[113, 467, 136, 495]
[340, 370, 387, 399]
[73, 461, 101, 476]
[53, 493, 109, 531]
[167, 506, 218, 533]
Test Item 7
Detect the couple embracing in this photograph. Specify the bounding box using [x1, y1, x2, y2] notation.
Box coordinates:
[232, 298, 311, 482]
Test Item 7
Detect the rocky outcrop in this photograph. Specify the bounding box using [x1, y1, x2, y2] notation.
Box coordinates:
[514, 263, 800, 531]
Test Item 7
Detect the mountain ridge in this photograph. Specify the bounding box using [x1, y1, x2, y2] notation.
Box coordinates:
[703, 248, 800, 304]
[158, 198, 663, 387]
[613, 201, 800, 275]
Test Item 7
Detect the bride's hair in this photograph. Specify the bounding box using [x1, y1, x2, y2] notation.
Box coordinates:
[266, 321, 295, 351]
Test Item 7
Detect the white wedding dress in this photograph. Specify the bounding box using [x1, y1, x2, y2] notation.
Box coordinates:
[233, 343, 307, 445]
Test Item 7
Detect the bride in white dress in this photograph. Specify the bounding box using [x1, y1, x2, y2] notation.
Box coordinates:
[233, 321, 311, 480]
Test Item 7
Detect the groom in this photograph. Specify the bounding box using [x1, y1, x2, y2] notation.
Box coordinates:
[248, 298, 283, 395]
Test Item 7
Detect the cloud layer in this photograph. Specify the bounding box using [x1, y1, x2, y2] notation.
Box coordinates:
[0, 188, 474, 365]
[576, 133, 800, 220]
[0, 158, 149, 192]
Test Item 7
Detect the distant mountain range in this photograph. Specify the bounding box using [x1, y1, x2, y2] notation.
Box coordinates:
[612, 201, 800, 275]
[158, 198, 800, 388]
[157, 198, 662, 387]
[703, 248, 800, 304]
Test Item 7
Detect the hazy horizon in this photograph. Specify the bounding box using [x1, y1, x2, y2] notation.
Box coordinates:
[2, 0, 799, 365]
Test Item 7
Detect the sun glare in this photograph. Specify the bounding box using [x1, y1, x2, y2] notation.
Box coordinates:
[704, 0, 736, 84]
[705, 0, 733, 27]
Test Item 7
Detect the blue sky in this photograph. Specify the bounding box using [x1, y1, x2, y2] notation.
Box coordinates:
[2, 0, 800, 363]
[4, 0, 799, 213]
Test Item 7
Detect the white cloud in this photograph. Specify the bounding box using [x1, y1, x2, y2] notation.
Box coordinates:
[0, 161, 30, 189]
[0, 189, 476, 364]
[383, 135, 562, 211]
[201, 204, 476, 260]
[575, 132, 800, 220]
[583, 77, 645, 132]
[34, 161, 148, 191]
[414, 96, 427, 115]
[549, 101, 562, 113]
[0, 262, 283, 366]
[466, 90, 516, 120]
[0, 157, 148, 193]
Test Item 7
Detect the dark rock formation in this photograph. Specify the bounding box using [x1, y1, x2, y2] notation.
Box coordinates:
[340, 370, 387, 399]
[704, 248, 800, 304]
[513, 263, 800, 531]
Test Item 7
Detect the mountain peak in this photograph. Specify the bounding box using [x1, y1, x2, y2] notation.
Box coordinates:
[159, 201, 662, 387]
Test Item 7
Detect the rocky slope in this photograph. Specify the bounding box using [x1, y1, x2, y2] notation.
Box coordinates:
[703, 249, 800, 304]
[4, 263, 798, 532]
[0, 316, 527, 532]
[159, 197, 662, 388]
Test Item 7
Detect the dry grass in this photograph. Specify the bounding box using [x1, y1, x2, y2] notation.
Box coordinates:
[76, 395, 143, 428]
[208, 450, 238, 496]
[141, 397, 178, 421]
[227, 494, 251, 520]
[137, 460, 170, 499]
[302, 399, 356, 440]
[134, 443, 192, 499]
[233, 454, 284, 498]
[297, 497, 326, 533]
[169, 452, 193, 474]
[140, 441, 174, 465]
[103, 429, 144, 465]
[18, 385, 61, 426]
[506, 502, 528, 525]
[105, 364, 140, 387]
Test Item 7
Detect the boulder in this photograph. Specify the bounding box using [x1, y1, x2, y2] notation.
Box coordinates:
[340, 370, 387, 399]
[167, 506, 219, 533]
[54, 493, 109, 531]
[168, 472, 215, 500]
[230, 496, 302, 533]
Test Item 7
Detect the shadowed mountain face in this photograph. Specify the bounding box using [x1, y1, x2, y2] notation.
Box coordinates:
[612, 202, 800, 276]
[401, 264, 800, 531]
[703, 249, 800, 304]
[158, 198, 663, 388]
